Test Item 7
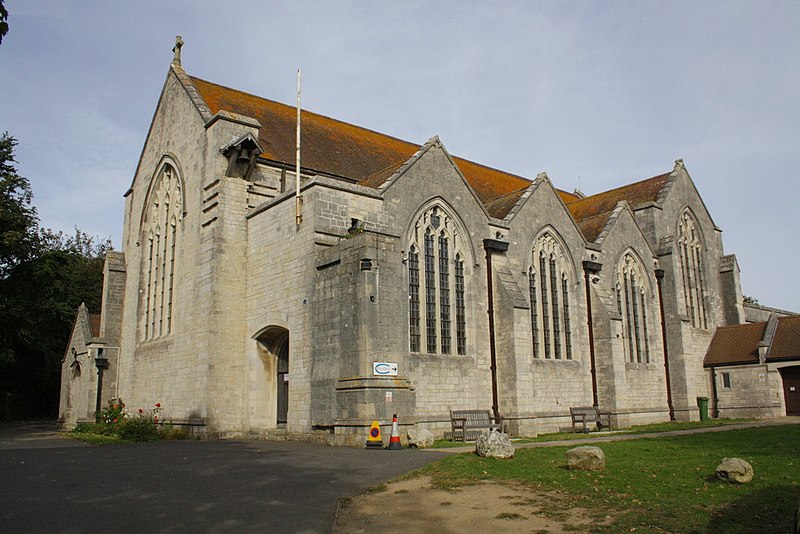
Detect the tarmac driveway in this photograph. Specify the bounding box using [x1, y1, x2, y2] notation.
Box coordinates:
[0, 423, 442, 533]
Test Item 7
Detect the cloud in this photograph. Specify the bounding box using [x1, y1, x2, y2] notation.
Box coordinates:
[1, 0, 798, 308]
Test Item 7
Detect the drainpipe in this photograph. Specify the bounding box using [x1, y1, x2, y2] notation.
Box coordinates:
[654, 269, 675, 421]
[710, 366, 720, 418]
[94, 348, 109, 414]
[582, 260, 602, 407]
[483, 238, 508, 423]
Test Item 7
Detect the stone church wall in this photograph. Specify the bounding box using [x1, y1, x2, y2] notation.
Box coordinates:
[712, 365, 783, 418]
[501, 178, 596, 434]
[246, 188, 318, 433]
[70, 63, 783, 440]
[640, 168, 729, 420]
[58, 308, 98, 429]
[116, 69, 218, 425]
[380, 145, 494, 432]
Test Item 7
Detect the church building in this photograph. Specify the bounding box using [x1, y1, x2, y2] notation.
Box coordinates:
[58, 41, 799, 441]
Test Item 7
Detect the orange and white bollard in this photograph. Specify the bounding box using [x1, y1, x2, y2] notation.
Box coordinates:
[388, 414, 402, 450]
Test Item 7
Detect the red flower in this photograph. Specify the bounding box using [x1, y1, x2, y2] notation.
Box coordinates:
[154, 416, 159, 422]
[112, 418, 117, 423]
[155, 403, 161, 408]
[139, 408, 143, 414]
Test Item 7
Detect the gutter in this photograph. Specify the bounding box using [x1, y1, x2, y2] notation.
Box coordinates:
[484, 238, 509, 423]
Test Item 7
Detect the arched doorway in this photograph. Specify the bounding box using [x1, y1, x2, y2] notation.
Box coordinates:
[255, 326, 290, 425]
[780, 366, 800, 416]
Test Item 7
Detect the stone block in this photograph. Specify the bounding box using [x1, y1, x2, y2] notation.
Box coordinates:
[407, 427, 434, 449]
[715, 457, 753, 483]
[566, 446, 605, 470]
[475, 430, 514, 459]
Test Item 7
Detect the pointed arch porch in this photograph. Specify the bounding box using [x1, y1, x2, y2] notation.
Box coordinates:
[250, 325, 290, 428]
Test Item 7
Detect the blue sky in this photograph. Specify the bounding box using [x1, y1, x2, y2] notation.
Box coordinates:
[1, 1, 798, 310]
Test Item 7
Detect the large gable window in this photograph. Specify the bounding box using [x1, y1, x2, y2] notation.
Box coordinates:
[142, 162, 182, 340]
[529, 232, 574, 360]
[615, 252, 652, 363]
[677, 210, 707, 329]
[408, 205, 467, 355]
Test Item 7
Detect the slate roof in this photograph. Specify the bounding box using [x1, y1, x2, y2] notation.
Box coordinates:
[769, 315, 800, 360]
[703, 322, 765, 367]
[703, 315, 800, 367]
[187, 73, 670, 226]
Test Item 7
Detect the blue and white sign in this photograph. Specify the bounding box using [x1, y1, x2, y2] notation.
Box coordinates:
[373, 362, 398, 376]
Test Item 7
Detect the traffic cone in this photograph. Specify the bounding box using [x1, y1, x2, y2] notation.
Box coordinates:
[388, 414, 402, 450]
[365, 420, 383, 449]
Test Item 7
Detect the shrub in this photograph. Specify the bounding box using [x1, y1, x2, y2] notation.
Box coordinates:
[117, 414, 160, 442]
[73, 400, 188, 442]
[116, 402, 162, 442]
[94, 398, 127, 433]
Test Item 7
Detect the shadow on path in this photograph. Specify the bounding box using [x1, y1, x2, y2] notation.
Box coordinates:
[0, 427, 440, 533]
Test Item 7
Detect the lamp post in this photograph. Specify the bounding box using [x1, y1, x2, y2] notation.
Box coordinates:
[94, 349, 109, 414]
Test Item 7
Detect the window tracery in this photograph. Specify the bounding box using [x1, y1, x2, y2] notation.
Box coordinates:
[142, 163, 182, 340]
[528, 232, 574, 360]
[408, 205, 467, 355]
[677, 211, 707, 329]
[616, 252, 652, 363]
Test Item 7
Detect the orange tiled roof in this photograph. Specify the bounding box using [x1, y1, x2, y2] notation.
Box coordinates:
[190, 74, 673, 224]
[557, 190, 581, 203]
[483, 189, 528, 219]
[574, 211, 617, 243]
[190, 76, 542, 216]
[769, 315, 800, 360]
[565, 173, 672, 241]
[191, 76, 419, 183]
[703, 322, 765, 367]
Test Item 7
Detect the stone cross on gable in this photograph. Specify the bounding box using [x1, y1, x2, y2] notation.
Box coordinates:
[172, 36, 184, 66]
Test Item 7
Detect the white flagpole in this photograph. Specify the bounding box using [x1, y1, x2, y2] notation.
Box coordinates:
[295, 68, 302, 225]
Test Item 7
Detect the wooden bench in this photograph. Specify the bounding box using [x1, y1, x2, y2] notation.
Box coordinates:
[450, 409, 503, 442]
[570, 406, 612, 433]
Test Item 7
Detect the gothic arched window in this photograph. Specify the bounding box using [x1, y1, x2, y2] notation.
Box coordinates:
[142, 162, 182, 340]
[528, 232, 574, 360]
[408, 205, 467, 355]
[677, 210, 707, 329]
[616, 252, 652, 363]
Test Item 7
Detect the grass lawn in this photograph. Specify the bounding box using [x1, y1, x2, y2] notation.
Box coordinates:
[421, 424, 800, 533]
[432, 418, 754, 448]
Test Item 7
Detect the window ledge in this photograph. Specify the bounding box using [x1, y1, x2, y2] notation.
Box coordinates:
[625, 362, 658, 371]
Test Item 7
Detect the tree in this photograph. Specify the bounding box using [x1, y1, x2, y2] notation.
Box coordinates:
[0, 133, 110, 419]
[0, 0, 8, 45]
[0, 133, 41, 278]
[0, 235, 109, 418]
